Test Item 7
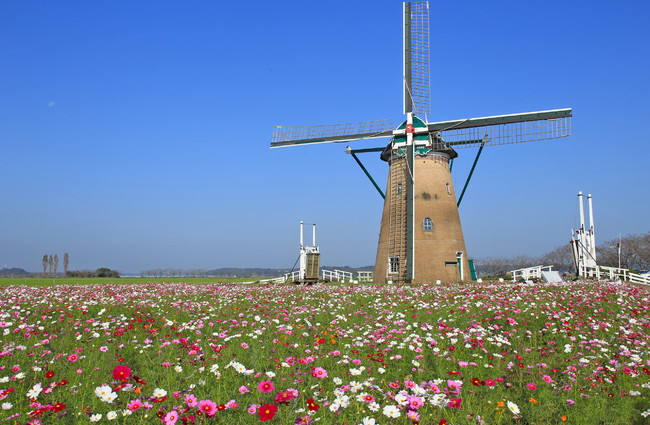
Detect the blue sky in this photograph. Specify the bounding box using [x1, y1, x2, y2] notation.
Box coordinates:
[1, 0, 649, 273]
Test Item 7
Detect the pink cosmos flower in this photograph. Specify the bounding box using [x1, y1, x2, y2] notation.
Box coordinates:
[163, 410, 179, 425]
[184, 394, 198, 407]
[542, 375, 554, 383]
[241, 343, 249, 349]
[407, 411, 421, 421]
[247, 404, 258, 414]
[447, 398, 462, 408]
[67, 354, 77, 363]
[127, 399, 143, 411]
[407, 395, 424, 410]
[239, 385, 250, 395]
[485, 379, 495, 387]
[258, 380, 275, 393]
[362, 394, 375, 403]
[527, 383, 538, 390]
[447, 380, 463, 390]
[311, 367, 327, 378]
[197, 399, 217, 417]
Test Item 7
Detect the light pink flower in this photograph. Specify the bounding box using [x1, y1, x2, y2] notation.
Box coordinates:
[163, 410, 179, 425]
[197, 399, 217, 417]
[184, 394, 198, 407]
[311, 367, 327, 378]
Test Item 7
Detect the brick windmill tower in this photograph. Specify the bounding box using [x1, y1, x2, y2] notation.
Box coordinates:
[271, 2, 571, 283]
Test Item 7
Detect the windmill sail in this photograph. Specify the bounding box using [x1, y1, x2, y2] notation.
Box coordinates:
[271, 119, 395, 148]
[431, 108, 572, 148]
[403, 1, 430, 117]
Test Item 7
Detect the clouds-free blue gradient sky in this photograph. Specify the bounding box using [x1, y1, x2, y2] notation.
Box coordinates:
[2, 1, 649, 273]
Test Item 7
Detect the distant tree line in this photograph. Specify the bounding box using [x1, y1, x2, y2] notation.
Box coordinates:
[66, 268, 120, 278]
[140, 268, 291, 278]
[41, 253, 69, 278]
[474, 231, 650, 277]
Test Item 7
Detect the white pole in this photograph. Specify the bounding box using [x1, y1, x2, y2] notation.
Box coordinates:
[578, 192, 585, 233]
[587, 194, 596, 264]
[313, 222, 316, 247]
[577, 192, 585, 277]
[618, 234, 622, 269]
[300, 221, 304, 248]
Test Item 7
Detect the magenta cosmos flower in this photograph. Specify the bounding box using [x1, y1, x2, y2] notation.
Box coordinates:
[258, 380, 275, 393]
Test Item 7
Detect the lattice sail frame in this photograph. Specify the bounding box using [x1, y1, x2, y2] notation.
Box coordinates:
[441, 118, 571, 148]
[271, 119, 395, 146]
[429, 109, 572, 149]
[404, 1, 431, 117]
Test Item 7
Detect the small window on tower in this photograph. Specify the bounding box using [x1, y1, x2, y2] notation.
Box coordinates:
[397, 184, 402, 194]
[423, 217, 432, 231]
[446, 183, 451, 195]
[389, 257, 400, 274]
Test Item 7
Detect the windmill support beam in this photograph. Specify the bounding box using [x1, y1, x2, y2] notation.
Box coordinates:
[348, 151, 385, 199]
[456, 142, 485, 207]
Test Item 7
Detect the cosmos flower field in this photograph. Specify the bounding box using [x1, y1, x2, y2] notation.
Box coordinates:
[0, 281, 648, 424]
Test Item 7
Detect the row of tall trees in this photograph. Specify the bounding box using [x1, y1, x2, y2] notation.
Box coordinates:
[41, 253, 69, 278]
[474, 231, 650, 277]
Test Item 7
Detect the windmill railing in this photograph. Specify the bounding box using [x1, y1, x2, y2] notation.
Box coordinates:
[321, 269, 355, 282]
[510, 265, 554, 281]
[598, 266, 650, 285]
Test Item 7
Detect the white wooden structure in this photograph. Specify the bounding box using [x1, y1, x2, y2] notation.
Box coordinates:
[570, 192, 597, 278]
[511, 265, 554, 281]
[298, 221, 320, 283]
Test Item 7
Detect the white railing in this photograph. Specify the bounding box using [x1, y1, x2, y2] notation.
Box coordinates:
[356, 271, 374, 282]
[283, 271, 301, 282]
[599, 266, 650, 285]
[322, 269, 354, 282]
[510, 265, 554, 281]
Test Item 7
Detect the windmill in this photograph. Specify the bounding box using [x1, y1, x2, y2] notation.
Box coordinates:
[270, 2, 572, 284]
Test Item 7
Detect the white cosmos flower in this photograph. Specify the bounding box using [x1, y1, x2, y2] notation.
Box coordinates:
[101, 391, 118, 403]
[382, 404, 401, 418]
[152, 388, 167, 398]
[368, 402, 380, 412]
[1, 402, 12, 410]
[361, 417, 376, 425]
[107, 411, 117, 420]
[90, 413, 102, 422]
[507, 400, 520, 415]
[394, 393, 408, 406]
[95, 385, 112, 398]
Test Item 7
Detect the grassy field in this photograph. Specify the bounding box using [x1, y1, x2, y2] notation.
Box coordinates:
[0, 276, 269, 287]
[0, 280, 648, 424]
